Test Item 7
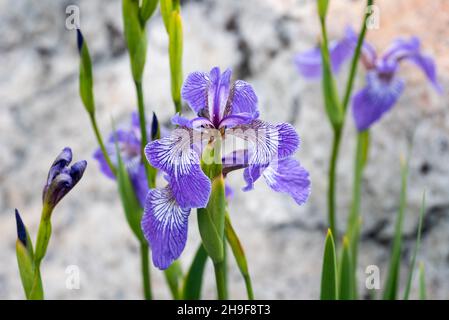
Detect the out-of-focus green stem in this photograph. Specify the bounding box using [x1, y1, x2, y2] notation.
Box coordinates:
[134, 81, 156, 188]
[342, 0, 374, 112]
[89, 114, 116, 176]
[140, 243, 152, 300]
[324, 0, 374, 246]
[327, 128, 342, 242]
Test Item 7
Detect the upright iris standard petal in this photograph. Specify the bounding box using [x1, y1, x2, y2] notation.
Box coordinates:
[145, 128, 211, 208]
[181, 71, 210, 113]
[227, 80, 259, 118]
[208, 67, 232, 126]
[352, 72, 405, 131]
[142, 186, 190, 270]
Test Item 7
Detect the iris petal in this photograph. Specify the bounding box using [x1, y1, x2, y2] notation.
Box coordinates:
[230, 120, 300, 166]
[145, 128, 211, 208]
[262, 157, 311, 205]
[181, 71, 210, 113]
[142, 186, 190, 270]
[352, 72, 405, 131]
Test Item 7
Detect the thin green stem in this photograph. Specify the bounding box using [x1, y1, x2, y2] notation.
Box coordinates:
[328, 128, 342, 242]
[140, 244, 152, 300]
[89, 114, 116, 176]
[213, 261, 227, 300]
[134, 81, 155, 188]
[342, 0, 374, 112]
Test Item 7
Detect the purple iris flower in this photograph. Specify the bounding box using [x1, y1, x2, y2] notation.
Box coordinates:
[93, 112, 153, 206]
[43, 147, 87, 210]
[295, 28, 441, 131]
[142, 67, 311, 269]
[352, 36, 441, 131]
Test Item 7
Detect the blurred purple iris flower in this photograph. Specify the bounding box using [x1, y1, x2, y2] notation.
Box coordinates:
[295, 27, 441, 131]
[93, 112, 153, 206]
[142, 67, 311, 269]
[43, 147, 87, 210]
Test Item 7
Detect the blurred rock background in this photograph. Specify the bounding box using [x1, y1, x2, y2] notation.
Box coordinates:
[0, 0, 448, 299]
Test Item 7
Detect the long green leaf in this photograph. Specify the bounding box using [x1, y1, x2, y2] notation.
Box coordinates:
[114, 135, 144, 243]
[321, 229, 338, 300]
[403, 192, 426, 300]
[419, 262, 426, 300]
[225, 213, 254, 300]
[338, 236, 353, 300]
[77, 30, 95, 116]
[383, 156, 408, 300]
[182, 244, 208, 299]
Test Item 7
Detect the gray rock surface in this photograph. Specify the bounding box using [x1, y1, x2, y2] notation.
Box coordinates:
[0, 0, 448, 299]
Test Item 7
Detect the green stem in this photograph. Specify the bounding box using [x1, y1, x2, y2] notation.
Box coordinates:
[134, 81, 155, 187]
[140, 244, 152, 300]
[342, 0, 374, 112]
[89, 114, 116, 176]
[213, 261, 227, 300]
[328, 128, 342, 242]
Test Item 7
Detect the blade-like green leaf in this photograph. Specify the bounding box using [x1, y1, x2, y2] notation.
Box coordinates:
[339, 236, 353, 300]
[16, 241, 34, 299]
[321, 229, 338, 300]
[403, 192, 426, 300]
[77, 30, 95, 115]
[383, 156, 409, 300]
[182, 244, 208, 299]
[140, 0, 158, 24]
[225, 213, 254, 300]
[164, 261, 183, 300]
[419, 262, 426, 300]
[114, 135, 144, 243]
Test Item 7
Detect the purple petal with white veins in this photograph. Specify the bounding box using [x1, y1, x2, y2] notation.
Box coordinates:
[230, 120, 300, 166]
[181, 71, 210, 113]
[242, 164, 267, 191]
[142, 186, 190, 270]
[352, 71, 405, 131]
[276, 123, 300, 159]
[145, 128, 211, 208]
[227, 80, 259, 117]
[208, 67, 232, 126]
[262, 157, 310, 205]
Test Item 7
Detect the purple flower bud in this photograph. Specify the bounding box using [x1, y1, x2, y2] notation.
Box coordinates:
[76, 29, 84, 53]
[151, 112, 160, 141]
[42, 147, 87, 210]
[15, 209, 27, 247]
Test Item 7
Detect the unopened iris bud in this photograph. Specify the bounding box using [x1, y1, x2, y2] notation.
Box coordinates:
[15, 209, 27, 247]
[42, 147, 87, 213]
